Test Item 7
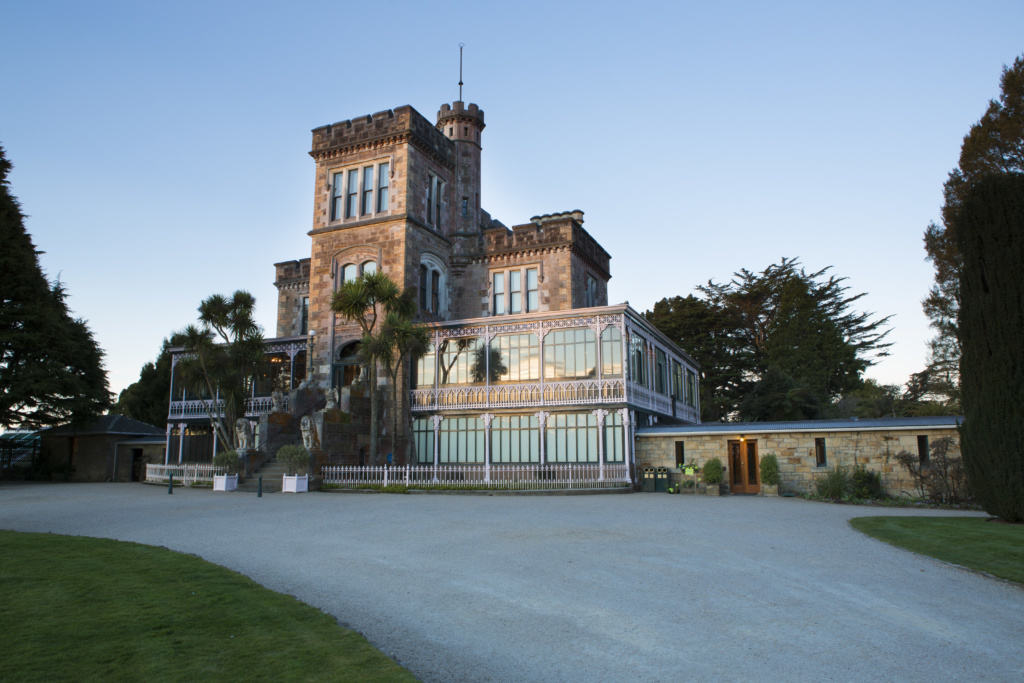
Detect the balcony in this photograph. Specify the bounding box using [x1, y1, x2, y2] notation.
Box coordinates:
[167, 396, 288, 421]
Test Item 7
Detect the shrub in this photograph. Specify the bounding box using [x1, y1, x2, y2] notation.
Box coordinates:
[212, 450, 240, 474]
[759, 453, 779, 486]
[702, 458, 723, 484]
[894, 437, 970, 504]
[815, 466, 851, 500]
[850, 466, 884, 500]
[276, 444, 310, 475]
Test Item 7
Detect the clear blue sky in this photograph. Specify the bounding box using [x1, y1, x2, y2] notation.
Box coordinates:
[3, 0, 1022, 399]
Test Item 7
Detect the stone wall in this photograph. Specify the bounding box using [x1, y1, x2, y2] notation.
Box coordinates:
[635, 427, 961, 496]
[274, 259, 310, 337]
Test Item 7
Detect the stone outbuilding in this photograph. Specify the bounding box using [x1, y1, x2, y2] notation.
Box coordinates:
[40, 415, 166, 482]
[635, 416, 961, 496]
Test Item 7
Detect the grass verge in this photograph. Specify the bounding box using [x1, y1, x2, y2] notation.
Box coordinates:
[0, 530, 415, 682]
[849, 516, 1024, 585]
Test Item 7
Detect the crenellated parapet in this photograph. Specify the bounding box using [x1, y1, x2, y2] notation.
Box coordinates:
[310, 105, 454, 167]
[482, 210, 611, 278]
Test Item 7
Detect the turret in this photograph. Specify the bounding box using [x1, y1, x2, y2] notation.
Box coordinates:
[437, 101, 485, 235]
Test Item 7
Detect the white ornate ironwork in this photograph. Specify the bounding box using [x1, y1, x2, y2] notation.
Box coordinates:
[411, 378, 626, 412]
[168, 396, 290, 420]
[322, 463, 629, 490]
[145, 463, 224, 485]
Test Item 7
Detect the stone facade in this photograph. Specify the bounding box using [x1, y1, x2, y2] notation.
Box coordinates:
[635, 419, 962, 496]
[275, 100, 614, 388]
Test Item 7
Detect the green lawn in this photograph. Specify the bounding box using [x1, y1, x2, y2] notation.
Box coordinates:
[0, 530, 415, 682]
[850, 516, 1024, 585]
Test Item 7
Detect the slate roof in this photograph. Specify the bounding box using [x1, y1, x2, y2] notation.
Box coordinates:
[637, 416, 962, 437]
[43, 414, 165, 437]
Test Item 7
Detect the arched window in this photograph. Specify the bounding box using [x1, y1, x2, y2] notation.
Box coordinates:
[341, 263, 358, 283]
[361, 260, 377, 276]
[419, 254, 447, 317]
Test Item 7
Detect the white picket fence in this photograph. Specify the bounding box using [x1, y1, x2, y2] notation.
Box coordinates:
[145, 463, 225, 485]
[321, 463, 630, 490]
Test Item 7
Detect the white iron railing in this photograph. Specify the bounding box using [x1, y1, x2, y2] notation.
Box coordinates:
[167, 396, 289, 420]
[145, 463, 224, 485]
[411, 378, 626, 412]
[322, 463, 630, 490]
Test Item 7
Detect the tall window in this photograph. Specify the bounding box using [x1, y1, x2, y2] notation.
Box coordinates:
[361, 166, 374, 215]
[492, 415, 540, 463]
[601, 327, 622, 376]
[427, 174, 444, 231]
[492, 272, 506, 315]
[526, 268, 539, 312]
[419, 265, 428, 310]
[415, 343, 435, 388]
[584, 274, 599, 307]
[330, 173, 345, 221]
[420, 257, 446, 316]
[431, 271, 440, 314]
[437, 337, 483, 385]
[815, 438, 827, 467]
[494, 333, 540, 382]
[329, 161, 390, 223]
[377, 162, 389, 212]
[655, 349, 667, 395]
[346, 169, 358, 218]
[917, 435, 930, 464]
[509, 270, 522, 314]
[685, 369, 697, 407]
[604, 412, 624, 463]
[413, 417, 434, 464]
[672, 360, 684, 401]
[438, 416, 485, 463]
[546, 412, 599, 463]
[299, 296, 309, 335]
[491, 266, 539, 315]
[544, 328, 597, 380]
[629, 334, 647, 387]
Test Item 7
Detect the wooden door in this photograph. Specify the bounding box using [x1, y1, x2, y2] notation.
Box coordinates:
[727, 439, 760, 494]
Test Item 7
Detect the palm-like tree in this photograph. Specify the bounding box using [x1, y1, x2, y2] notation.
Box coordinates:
[177, 291, 265, 452]
[331, 272, 403, 464]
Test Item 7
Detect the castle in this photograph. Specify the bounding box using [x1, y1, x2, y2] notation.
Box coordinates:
[167, 98, 700, 477]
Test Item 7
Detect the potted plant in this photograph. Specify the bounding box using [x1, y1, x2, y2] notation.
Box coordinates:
[277, 444, 310, 493]
[702, 458, 723, 496]
[212, 450, 240, 491]
[759, 453, 780, 496]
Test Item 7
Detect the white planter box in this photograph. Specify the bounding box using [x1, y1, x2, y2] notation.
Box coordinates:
[213, 474, 238, 492]
[282, 474, 308, 493]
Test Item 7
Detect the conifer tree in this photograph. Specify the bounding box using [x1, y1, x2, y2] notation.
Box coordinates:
[0, 146, 110, 428]
[957, 173, 1024, 522]
[920, 56, 1024, 405]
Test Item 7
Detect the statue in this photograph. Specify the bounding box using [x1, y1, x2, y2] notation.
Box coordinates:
[234, 418, 253, 451]
[271, 389, 284, 413]
[325, 386, 339, 410]
[300, 415, 319, 450]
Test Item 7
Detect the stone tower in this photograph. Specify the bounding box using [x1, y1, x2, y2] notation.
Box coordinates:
[436, 101, 485, 238]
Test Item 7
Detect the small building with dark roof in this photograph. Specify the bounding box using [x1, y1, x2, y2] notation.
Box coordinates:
[636, 416, 962, 496]
[40, 415, 166, 482]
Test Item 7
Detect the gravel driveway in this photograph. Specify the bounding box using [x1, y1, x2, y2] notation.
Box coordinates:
[2, 483, 1021, 682]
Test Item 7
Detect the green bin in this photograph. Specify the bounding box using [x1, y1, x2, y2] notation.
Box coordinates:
[655, 467, 670, 492]
[641, 467, 656, 492]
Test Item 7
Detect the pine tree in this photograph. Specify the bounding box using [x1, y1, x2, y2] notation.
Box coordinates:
[957, 173, 1024, 522]
[0, 146, 110, 428]
[921, 56, 1024, 405]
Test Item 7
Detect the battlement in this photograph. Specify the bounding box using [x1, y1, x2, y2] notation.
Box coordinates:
[311, 105, 452, 161]
[436, 101, 485, 128]
[274, 258, 310, 287]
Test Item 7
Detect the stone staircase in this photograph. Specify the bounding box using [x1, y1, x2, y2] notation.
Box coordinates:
[237, 458, 289, 493]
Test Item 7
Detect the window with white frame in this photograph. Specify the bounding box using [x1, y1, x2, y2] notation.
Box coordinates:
[337, 260, 377, 285]
[330, 161, 390, 222]
[426, 173, 444, 231]
[419, 255, 446, 316]
[584, 274, 600, 307]
[490, 266, 539, 315]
